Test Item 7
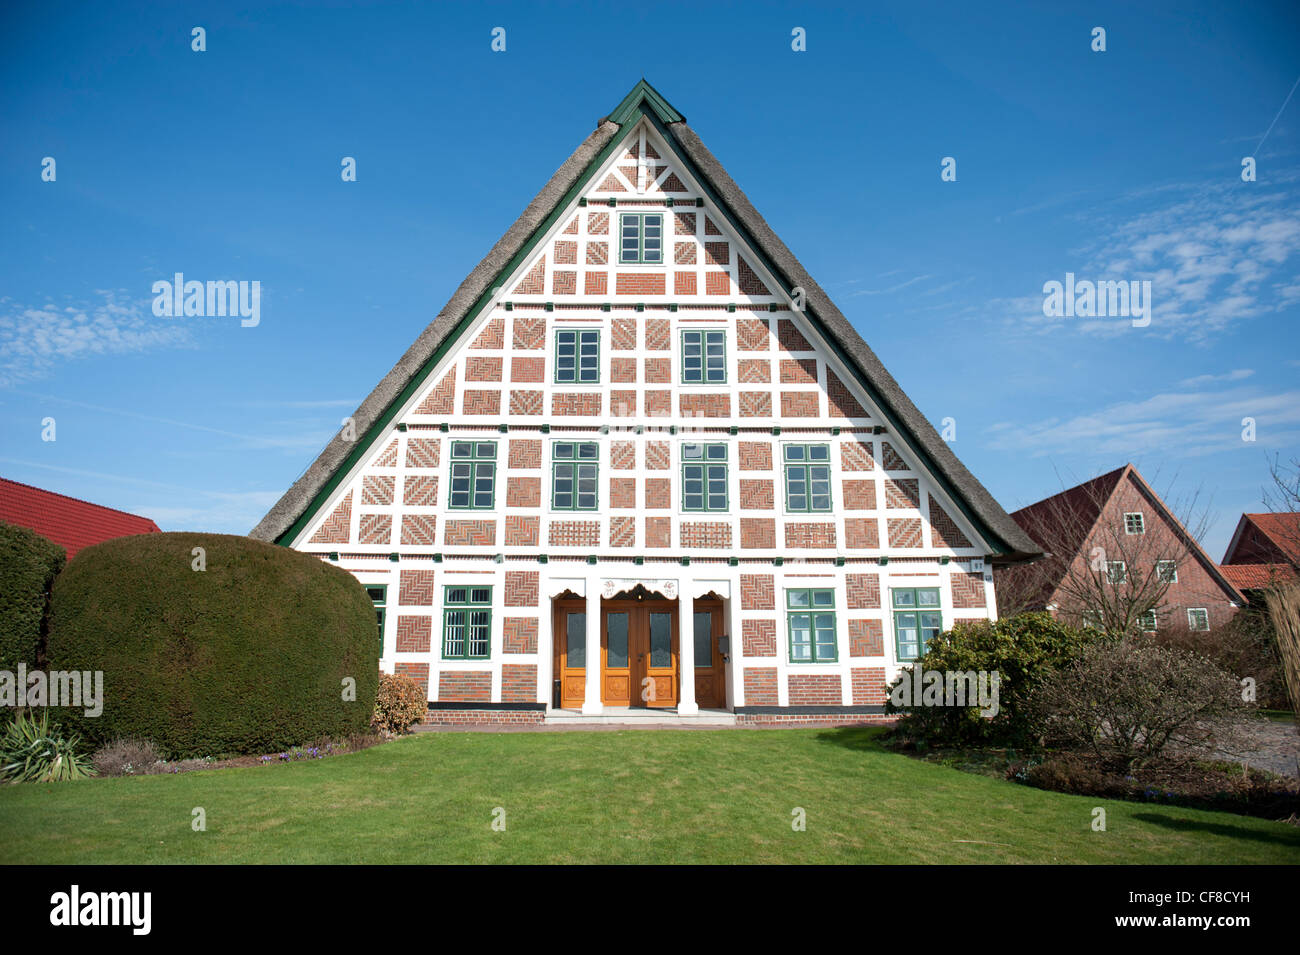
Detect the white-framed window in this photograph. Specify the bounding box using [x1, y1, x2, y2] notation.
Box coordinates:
[1156, 560, 1178, 583]
[1124, 512, 1145, 535]
[1187, 608, 1210, 632]
[1138, 610, 1158, 632]
[1106, 560, 1127, 584]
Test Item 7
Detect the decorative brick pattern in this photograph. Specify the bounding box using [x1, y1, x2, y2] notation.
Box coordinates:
[738, 358, 771, 383]
[512, 317, 545, 350]
[705, 271, 731, 296]
[552, 393, 602, 416]
[644, 357, 671, 383]
[851, 667, 887, 706]
[673, 212, 696, 235]
[705, 216, 723, 236]
[645, 442, 670, 470]
[309, 491, 352, 544]
[680, 521, 731, 548]
[826, 368, 869, 418]
[398, 569, 436, 606]
[740, 518, 776, 549]
[553, 271, 576, 295]
[841, 442, 876, 471]
[681, 393, 731, 417]
[395, 662, 429, 693]
[584, 272, 607, 295]
[737, 257, 771, 296]
[610, 477, 636, 509]
[789, 674, 842, 706]
[610, 389, 637, 417]
[675, 271, 697, 295]
[466, 356, 503, 382]
[506, 476, 541, 508]
[405, 438, 440, 469]
[741, 574, 775, 610]
[373, 439, 399, 468]
[784, 522, 836, 549]
[617, 273, 665, 295]
[780, 392, 820, 418]
[508, 439, 541, 469]
[610, 441, 636, 470]
[882, 442, 907, 471]
[675, 241, 697, 264]
[396, 616, 431, 653]
[464, 389, 501, 415]
[611, 318, 637, 350]
[645, 516, 671, 548]
[742, 619, 777, 657]
[849, 619, 884, 656]
[929, 499, 973, 549]
[399, 514, 437, 545]
[586, 241, 608, 265]
[359, 513, 392, 545]
[504, 571, 539, 607]
[471, 317, 506, 348]
[644, 477, 670, 509]
[736, 318, 771, 351]
[610, 357, 637, 383]
[846, 574, 881, 609]
[887, 517, 923, 548]
[952, 571, 986, 609]
[513, 258, 545, 296]
[842, 479, 876, 510]
[610, 515, 636, 547]
[416, 368, 456, 414]
[704, 241, 729, 266]
[553, 240, 577, 265]
[739, 479, 774, 509]
[739, 442, 772, 470]
[362, 475, 395, 506]
[645, 390, 671, 418]
[504, 515, 539, 546]
[439, 671, 491, 703]
[562, 216, 578, 235]
[588, 212, 609, 234]
[501, 664, 537, 703]
[845, 518, 880, 549]
[739, 392, 771, 417]
[503, 617, 538, 654]
[885, 478, 920, 509]
[744, 668, 778, 705]
[549, 521, 600, 547]
[510, 357, 545, 383]
[779, 358, 818, 384]
[443, 519, 495, 547]
[776, 319, 811, 352]
[645, 319, 671, 350]
[402, 475, 438, 506]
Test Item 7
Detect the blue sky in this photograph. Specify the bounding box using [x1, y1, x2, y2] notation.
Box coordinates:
[1, 0, 1298, 558]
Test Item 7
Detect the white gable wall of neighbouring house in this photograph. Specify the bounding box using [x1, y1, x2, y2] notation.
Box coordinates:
[252, 82, 1040, 724]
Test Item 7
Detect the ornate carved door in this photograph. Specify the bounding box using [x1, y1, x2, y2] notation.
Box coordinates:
[601, 599, 678, 707]
[553, 597, 587, 709]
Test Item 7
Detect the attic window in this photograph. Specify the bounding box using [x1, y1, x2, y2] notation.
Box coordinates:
[619, 213, 663, 264]
[1124, 512, 1145, 535]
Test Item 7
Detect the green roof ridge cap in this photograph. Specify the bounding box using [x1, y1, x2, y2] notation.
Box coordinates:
[603, 79, 685, 126]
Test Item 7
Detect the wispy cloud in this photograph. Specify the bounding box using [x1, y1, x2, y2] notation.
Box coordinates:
[0, 291, 194, 386]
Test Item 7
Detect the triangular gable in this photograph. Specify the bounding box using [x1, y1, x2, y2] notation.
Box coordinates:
[252, 81, 1039, 563]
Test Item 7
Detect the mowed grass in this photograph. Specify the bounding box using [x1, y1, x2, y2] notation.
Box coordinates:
[1, 728, 1297, 864]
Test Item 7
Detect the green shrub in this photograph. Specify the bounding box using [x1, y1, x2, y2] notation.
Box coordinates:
[0, 521, 66, 672]
[373, 671, 427, 736]
[0, 710, 94, 782]
[886, 612, 1095, 746]
[46, 533, 378, 758]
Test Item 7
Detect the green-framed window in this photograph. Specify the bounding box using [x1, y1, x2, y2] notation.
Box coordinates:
[681, 443, 728, 511]
[1138, 609, 1158, 632]
[787, 588, 837, 662]
[1106, 561, 1127, 584]
[366, 585, 387, 651]
[552, 441, 599, 510]
[892, 587, 941, 661]
[681, 329, 726, 383]
[619, 212, 663, 264]
[783, 444, 832, 512]
[448, 440, 497, 509]
[555, 329, 600, 384]
[1156, 560, 1178, 583]
[1187, 608, 1210, 632]
[443, 586, 492, 659]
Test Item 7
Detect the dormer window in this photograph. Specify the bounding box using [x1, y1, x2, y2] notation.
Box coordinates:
[619, 213, 663, 264]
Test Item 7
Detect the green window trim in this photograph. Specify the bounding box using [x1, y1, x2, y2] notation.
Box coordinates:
[1187, 608, 1210, 632]
[891, 587, 941, 661]
[681, 442, 728, 512]
[680, 328, 727, 384]
[1139, 609, 1158, 631]
[442, 585, 493, 659]
[786, 588, 838, 663]
[783, 443, 833, 512]
[618, 212, 664, 264]
[366, 584, 387, 651]
[551, 441, 599, 510]
[448, 440, 497, 510]
[554, 328, 601, 384]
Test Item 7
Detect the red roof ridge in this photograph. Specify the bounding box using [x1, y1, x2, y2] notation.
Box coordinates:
[0, 476, 160, 526]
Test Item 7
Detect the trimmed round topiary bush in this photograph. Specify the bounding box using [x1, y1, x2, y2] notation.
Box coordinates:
[46, 532, 378, 758]
[0, 521, 66, 673]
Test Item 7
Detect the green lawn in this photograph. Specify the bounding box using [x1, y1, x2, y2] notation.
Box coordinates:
[1, 728, 1297, 864]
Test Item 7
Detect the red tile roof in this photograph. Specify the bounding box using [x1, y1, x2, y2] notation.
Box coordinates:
[1240, 512, 1300, 564]
[1218, 563, 1295, 591]
[0, 477, 161, 559]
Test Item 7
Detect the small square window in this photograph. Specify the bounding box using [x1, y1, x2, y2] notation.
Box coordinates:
[1124, 512, 1145, 535]
[1187, 608, 1210, 632]
[681, 329, 727, 383]
[1106, 561, 1127, 584]
[1156, 560, 1178, 583]
[618, 213, 663, 264]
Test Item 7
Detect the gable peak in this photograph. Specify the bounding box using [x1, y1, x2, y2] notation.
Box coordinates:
[602, 79, 685, 127]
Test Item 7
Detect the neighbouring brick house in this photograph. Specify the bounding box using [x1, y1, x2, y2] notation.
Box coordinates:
[1219, 512, 1299, 594]
[996, 464, 1243, 634]
[252, 81, 1038, 724]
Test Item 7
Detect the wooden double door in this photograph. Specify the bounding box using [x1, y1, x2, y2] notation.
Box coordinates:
[552, 597, 727, 710]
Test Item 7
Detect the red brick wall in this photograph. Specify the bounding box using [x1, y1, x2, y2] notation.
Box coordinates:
[503, 617, 538, 653]
[744, 667, 778, 705]
[741, 574, 775, 610]
[788, 674, 842, 705]
[439, 671, 492, 702]
[851, 668, 887, 705]
[501, 664, 537, 702]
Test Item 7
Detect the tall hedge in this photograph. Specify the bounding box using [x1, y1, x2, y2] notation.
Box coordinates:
[46, 532, 378, 758]
[0, 521, 66, 671]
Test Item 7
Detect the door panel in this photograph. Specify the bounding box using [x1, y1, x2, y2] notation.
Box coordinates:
[603, 610, 632, 705]
[692, 602, 727, 709]
[642, 610, 676, 707]
[601, 600, 678, 707]
[553, 600, 587, 709]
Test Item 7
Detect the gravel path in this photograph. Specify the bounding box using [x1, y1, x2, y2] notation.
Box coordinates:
[1215, 719, 1300, 778]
